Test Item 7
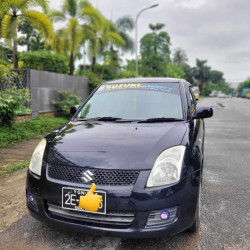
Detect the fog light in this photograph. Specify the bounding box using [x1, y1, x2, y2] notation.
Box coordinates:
[160, 210, 170, 220]
[146, 207, 178, 228]
[27, 192, 39, 211]
[28, 193, 34, 202]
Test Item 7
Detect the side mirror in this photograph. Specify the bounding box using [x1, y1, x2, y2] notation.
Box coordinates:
[193, 106, 213, 119]
[70, 105, 80, 116]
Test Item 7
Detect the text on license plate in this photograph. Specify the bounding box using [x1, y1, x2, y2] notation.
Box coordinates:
[62, 187, 106, 214]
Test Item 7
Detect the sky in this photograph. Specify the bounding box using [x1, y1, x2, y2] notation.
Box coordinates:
[50, 0, 250, 86]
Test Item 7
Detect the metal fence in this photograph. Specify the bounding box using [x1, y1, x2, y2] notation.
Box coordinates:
[0, 69, 29, 89]
[1, 69, 89, 117]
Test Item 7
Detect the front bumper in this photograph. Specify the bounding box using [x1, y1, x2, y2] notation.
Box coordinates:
[26, 168, 200, 238]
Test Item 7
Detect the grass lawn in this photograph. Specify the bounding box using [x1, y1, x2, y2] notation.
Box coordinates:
[0, 117, 68, 148]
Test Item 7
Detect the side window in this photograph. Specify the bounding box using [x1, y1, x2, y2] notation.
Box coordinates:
[189, 88, 196, 114]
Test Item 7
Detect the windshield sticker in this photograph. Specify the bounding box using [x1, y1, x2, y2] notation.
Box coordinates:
[97, 84, 175, 93]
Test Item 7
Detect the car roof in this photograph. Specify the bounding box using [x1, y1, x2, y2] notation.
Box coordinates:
[105, 77, 191, 86]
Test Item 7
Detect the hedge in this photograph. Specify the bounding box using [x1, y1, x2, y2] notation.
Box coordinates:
[19, 51, 69, 74]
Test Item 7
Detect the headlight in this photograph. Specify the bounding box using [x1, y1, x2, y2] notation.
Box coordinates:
[146, 145, 186, 188]
[29, 139, 46, 176]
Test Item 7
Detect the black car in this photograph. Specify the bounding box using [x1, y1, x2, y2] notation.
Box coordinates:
[26, 78, 213, 238]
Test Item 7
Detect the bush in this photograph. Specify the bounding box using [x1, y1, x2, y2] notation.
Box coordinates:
[76, 69, 102, 92]
[0, 87, 31, 127]
[203, 81, 234, 96]
[0, 117, 68, 147]
[95, 64, 115, 80]
[51, 90, 82, 117]
[167, 63, 186, 79]
[19, 51, 69, 74]
[0, 63, 11, 85]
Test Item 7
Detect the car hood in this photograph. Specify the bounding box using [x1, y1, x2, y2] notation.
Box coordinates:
[46, 121, 187, 170]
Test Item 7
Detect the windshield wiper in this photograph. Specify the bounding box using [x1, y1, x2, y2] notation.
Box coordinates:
[137, 117, 184, 123]
[96, 117, 122, 121]
[75, 117, 122, 122]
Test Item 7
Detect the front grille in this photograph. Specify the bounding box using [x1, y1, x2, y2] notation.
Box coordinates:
[47, 203, 135, 227]
[47, 163, 139, 186]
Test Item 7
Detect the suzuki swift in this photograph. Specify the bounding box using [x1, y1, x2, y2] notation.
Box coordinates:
[26, 78, 213, 238]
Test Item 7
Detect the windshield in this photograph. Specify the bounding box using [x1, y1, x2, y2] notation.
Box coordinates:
[77, 83, 183, 120]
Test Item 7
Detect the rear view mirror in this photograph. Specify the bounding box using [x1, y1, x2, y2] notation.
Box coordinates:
[70, 105, 80, 116]
[193, 106, 213, 119]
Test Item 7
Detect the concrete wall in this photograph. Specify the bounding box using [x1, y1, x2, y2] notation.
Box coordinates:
[29, 70, 89, 117]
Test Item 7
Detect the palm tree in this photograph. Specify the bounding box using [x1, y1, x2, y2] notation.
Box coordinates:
[193, 59, 211, 94]
[50, 0, 102, 75]
[0, 0, 53, 69]
[149, 23, 165, 32]
[115, 16, 134, 53]
[172, 48, 188, 66]
[86, 17, 125, 72]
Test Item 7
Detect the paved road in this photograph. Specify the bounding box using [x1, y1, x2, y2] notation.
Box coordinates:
[0, 97, 249, 250]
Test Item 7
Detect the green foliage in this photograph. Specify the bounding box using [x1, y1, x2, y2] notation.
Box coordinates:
[76, 69, 102, 92]
[19, 51, 69, 73]
[237, 79, 250, 92]
[126, 59, 143, 73]
[0, 117, 68, 148]
[172, 48, 188, 66]
[50, 0, 104, 75]
[115, 16, 134, 52]
[118, 70, 138, 79]
[0, 0, 53, 68]
[87, 18, 125, 73]
[182, 64, 194, 84]
[10, 160, 30, 172]
[140, 23, 171, 76]
[0, 160, 30, 178]
[0, 88, 31, 127]
[51, 90, 82, 117]
[95, 64, 115, 80]
[167, 63, 186, 79]
[209, 70, 225, 83]
[192, 59, 211, 95]
[203, 81, 233, 96]
[18, 18, 46, 51]
[0, 63, 9, 84]
[0, 43, 12, 62]
[0, 160, 29, 177]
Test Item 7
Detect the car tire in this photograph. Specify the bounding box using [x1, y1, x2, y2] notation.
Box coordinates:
[187, 181, 201, 233]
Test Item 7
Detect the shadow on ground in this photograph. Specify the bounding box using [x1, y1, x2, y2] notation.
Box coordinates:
[0, 214, 199, 250]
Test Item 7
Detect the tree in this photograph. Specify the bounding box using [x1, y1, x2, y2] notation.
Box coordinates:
[237, 78, 250, 92]
[167, 63, 186, 79]
[140, 23, 171, 76]
[18, 18, 45, 51]
[172, 48, 188, 66]
[50, 0, 102, 75]
[0, 0, 53, 69]
[182, 63, 194, 84]
[209, 70, 225, 83]
[86, 19, 125, 73]
[193, 59, 211, 95]
[115, 16, 134, 53]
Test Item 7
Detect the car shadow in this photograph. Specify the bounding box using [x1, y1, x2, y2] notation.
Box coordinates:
[0, 214, 200, 250]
